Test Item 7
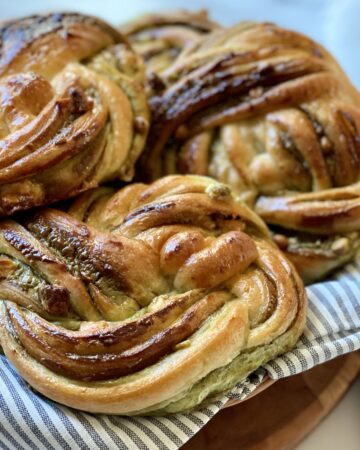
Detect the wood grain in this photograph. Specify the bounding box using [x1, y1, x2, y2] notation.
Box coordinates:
[184, 352, 360, 450]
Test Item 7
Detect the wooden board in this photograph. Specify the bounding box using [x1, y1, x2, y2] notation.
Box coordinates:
[183, 352, 360, 450]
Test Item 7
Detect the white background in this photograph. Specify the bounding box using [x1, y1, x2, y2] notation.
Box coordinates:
[1, 1, 359, 449]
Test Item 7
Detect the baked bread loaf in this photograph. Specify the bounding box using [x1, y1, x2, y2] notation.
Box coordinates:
[139, 21, 360, 283]
[0, 175, 306, 414]
[122, 10, 219, 74]
[0, 13, 149, 216]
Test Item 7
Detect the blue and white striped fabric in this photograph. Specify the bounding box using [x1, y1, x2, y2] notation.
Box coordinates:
[1, 254, 359, 450]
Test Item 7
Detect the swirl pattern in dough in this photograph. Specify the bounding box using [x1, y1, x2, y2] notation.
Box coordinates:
[122, 10, 219, 75]
[0, 13, 149, 216]
[0, 175, 306, 414]
[139, 21, 360, 282]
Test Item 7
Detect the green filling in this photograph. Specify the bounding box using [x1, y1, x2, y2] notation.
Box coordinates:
[135, 326, 299, 415]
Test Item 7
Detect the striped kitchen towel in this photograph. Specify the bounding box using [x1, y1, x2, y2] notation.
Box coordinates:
[1, 253, 359, 450]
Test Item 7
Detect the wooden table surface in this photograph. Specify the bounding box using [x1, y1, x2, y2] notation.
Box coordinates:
[184, 352, 360, 450]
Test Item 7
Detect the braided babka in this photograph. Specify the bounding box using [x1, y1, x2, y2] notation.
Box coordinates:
[0, 175, 306, 414]
[139, 21, 360, 283]
[0, 13, 149, 216]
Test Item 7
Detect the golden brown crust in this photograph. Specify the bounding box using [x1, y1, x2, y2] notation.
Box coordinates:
[257, 184, 360, 282]
[121, 10, 219, 74]
[0, 13, 149, 216]
[139, 20, 360, 281]
[0, 175, 306, 414]
[0, 13, 124, 77]
[256, 183, 360, 234]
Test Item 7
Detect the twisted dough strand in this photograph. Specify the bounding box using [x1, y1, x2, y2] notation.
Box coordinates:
[139, 21, 360, 282]
[0, 175, 306, 414]
[0, 13, 149, 215]
[122, 10, 219, 75]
